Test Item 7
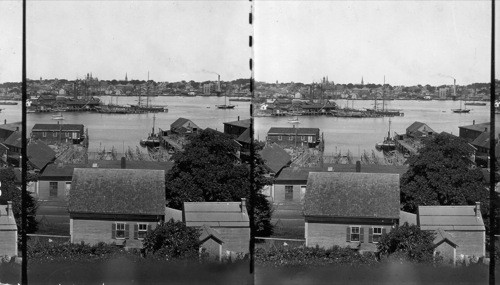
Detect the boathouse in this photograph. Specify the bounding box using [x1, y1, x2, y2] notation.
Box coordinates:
[31, 123, 85, 145]
[267, 127, 321, 148]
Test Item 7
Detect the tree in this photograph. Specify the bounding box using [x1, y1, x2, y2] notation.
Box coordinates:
[377, 223, 435, 263]
[401, 133, 489, 215]
[142, 219, 200, 259]
[165, 129, 274, 236]
[0, 168, 38, 234]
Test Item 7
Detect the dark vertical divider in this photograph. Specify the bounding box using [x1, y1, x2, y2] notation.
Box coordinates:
[21, 0, 28, 284]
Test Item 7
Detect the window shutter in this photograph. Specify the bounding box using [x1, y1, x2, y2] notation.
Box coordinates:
[125, 224, 130, 239]
[346, 227, 350, 242]
[111, 223, 116, 239]
[368, 228, 373, 243]
[382, 228, 387, 235]
[134, 224, 138, 239]
[360, 227, 364, 243]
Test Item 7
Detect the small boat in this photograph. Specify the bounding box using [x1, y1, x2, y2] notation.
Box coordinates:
[51, 113, 64, 120]
[464, 102, 486, 106]
[451, 108, 470, 113]
[288, 116, 300, 124]
[375, 119, 396, 151]
[216, 95, 235, 109]
[0, 101, 18, 105]
[140, 114, 161, 148]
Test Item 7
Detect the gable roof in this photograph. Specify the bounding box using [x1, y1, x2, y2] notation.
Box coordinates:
[406, 121, 426, 133]
[458, 122, 490, 133]
[3, 131, 21, 148]
[236, 128, 252, 144]
[27, 141, 56, 170]
[304, 172, 400, 219]
[171, 118, 196, 129]
[471, 132, 492, 149]
[260, 144, 291, 173]
[69, 168, 165, 216]
[199, 224, 224, 244]
[32, 124, 84, 132]
[433, 228, 458, 247]
[418, 205, 485, 231]
[268, 127, 320, 136]
[183, 201, 249, 227]
[0, 122, 22, 133]
[223, 119, 251, 129]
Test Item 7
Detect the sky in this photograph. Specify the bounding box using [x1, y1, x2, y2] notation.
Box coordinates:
[0, 1, 497, 85]
[255, 1, 496, 86]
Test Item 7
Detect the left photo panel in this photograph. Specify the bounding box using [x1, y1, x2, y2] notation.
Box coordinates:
[0, 0, 23, 283]
[2, 1, 254, 284]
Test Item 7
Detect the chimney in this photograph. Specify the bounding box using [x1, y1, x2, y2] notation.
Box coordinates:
[121, 157, 126, 169]
[475, 202, 481, 218]
[7, 201, 13, 218]
[240, 198, 246, 213]
[356, 161, 361, 172]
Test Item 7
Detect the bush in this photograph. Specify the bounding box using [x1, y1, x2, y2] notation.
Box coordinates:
[255, 245, 378, 267]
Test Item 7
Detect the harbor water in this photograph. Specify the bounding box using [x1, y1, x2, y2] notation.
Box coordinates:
[1, 97, 497, 160]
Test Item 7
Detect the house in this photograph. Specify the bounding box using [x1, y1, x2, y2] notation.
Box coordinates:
[0, 202, 17, 258]
[418, 203, 486, 263]
[37, 158, 174, 201]
[458, 122, 491, 142]
[170, 118, 201, 135]
[304, 172, 400, 252]
[31, 123, 85, 145]
[267, 127, 321, 148]
[259, 144, 291, 176]
[183, 199, 250, 255]
[223, 118, 252, 155]
[69, 168, 166, 248]
[271, 162, 407, 203]
[27, 140, 56, 172]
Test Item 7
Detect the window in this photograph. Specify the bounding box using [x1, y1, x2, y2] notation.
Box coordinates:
[371, 227, 384, 243]
[278, 136, 282, 141]
[65, 132, 69, 137]
[42, 132, 46, 138]
[49, 182, 58, 197]
[116, 223, 126, 239]
[53, 131, 57, 137]
[285, 185, 293, 201]
[288, 135, 293, 141]
[350, 226, 360, 242]
[137, 223, 148, 239]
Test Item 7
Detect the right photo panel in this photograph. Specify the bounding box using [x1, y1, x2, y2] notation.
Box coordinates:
[253, 1, 498, 283]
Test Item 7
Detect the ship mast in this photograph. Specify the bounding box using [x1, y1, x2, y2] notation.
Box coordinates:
[382, 75, 385, 112]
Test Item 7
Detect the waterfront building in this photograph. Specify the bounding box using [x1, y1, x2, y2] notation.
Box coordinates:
[303, 172, 400, 252]
[31, 123, 85, 145]
[266, 127, 321, 148]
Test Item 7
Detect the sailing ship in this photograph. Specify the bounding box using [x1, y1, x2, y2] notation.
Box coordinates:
[140, 114, 160, 147]
[130, 72, 168, 113]
[375, 118, 396, 151]
[451, 79, 470, 113]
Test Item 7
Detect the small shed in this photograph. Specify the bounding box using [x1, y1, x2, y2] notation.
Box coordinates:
[199, 224, 224, 261]
[0, 202, 17, 258]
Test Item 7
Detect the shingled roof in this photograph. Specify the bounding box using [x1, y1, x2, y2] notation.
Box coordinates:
[304, 172, 400, 219]
[418, 205, 485, 231]
[32, 124, 84, 132]
[27, 141, 56, 170]
[260, 144, 291, 174]
[3, 132, 21, 148]
[69, 168, 165, 215]
[183, 201, 249, 227]
[268, 127, 320, 136]
[223, 118, 251, 129]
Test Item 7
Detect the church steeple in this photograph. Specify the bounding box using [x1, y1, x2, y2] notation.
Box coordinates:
[125, 73, 128, 82]
[361, 76, 364, 85]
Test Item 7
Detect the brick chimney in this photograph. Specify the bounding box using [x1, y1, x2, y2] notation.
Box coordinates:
[121, 157, 126, 169]
[356, 161, 361, 172]
[475, 202, 481, 218]
[240, 198, 246, 213]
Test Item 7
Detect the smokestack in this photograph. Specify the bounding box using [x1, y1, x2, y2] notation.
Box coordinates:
[121, 157, 126, 169]
[4, 119, 6, 124]
[453, 79, 456, 98]
[475, 202, 481, 218]
[356, 161, 361, 172]
[240, 198, 246, 213]
[473, 120, 475, 125]
[238, 116, 240, 121]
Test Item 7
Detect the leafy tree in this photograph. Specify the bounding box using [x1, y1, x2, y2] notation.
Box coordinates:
[401, 133, 489, 214]
[165, 129, 274, 236]
[142, 219, 200, 260]
[377, 223, 435, 263]
[0, 168, 38, 234]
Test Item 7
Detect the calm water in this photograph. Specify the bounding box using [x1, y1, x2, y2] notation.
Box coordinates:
[1, 97, 496, 159]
